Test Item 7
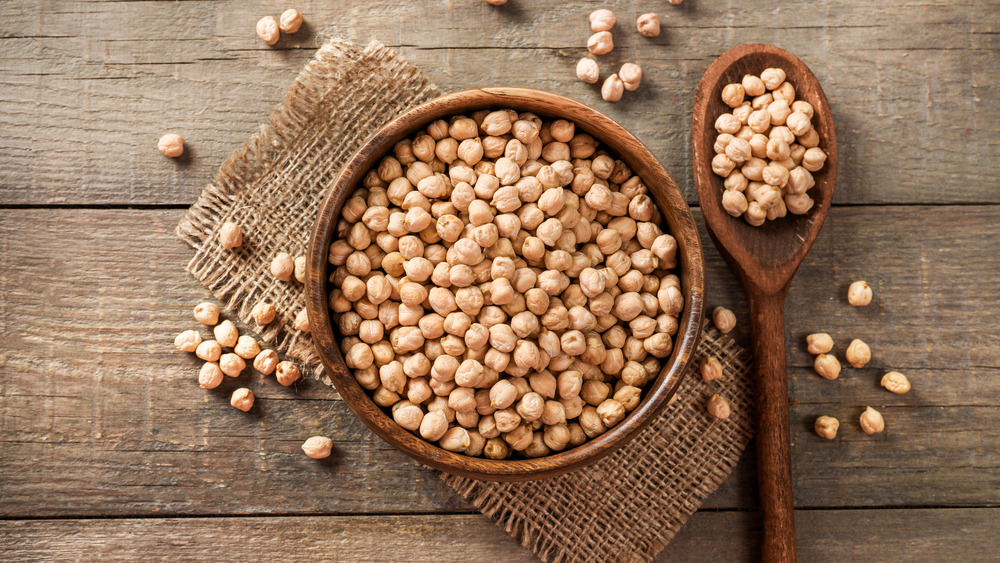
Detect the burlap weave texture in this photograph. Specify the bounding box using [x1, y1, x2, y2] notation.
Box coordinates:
[176, 38, 754, 563]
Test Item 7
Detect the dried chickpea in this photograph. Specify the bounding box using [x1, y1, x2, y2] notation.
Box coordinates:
[846, 339, 871, 368]
[712, 306, 736, 333]
[587, 31, 614, 56]
[230, 388, 255, 411]
[198, 362, 224, 390]
[196, 340, 222, 363]
[174, 330, 203, 353]
[279, 9, 303, 34]
[619, 63, 642, 92]
[881, 371, 911, 394]
[253, 349, 279, 376]
[700, 356, 723, 382]
[251, 301, 276, 326]
[848, 280, 873, 306]
[220, 222, 243, 249]
[275, 361, 301, 386]
[814, 416, 839, 439]
[636, 13, 660, 37]
[601, 74, 624, 102]
[157, 133, 184, 158]
[706, 394, 731, 419]
[859, 406, 885, 434]
[806, 333, 834, 355]
[814, 354, 841, 380]
[193, 302, 220, 325]
[256, 16, 279, 46]
[234, 335, 261, 360]
[589, 9, 616, 32]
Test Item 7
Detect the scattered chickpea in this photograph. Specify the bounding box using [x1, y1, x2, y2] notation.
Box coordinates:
[589, 9, 616, 32]
[230, 388, 255, 411]
[806, 332, 833, 355]
[847, 280, 873, 306]
[636, 13, 661, 37]
[253, 349, 279, 376]
[193, 302, 220, 325]
[814, 353, 841, 380]
[706, 394, 732, 419]
[845, 338, 871, 368]
[293, 308, 310, 333]
[220, 222, 243, 249]
[587, 31, 614, 56]
[174, 330, 203, 352]
[712, 306, 736, 333]
[275, 361, 301, 386]
[619, 63, 642, 92]
[700, 356, 723, 382]
[219, 353, 246, 377]
[301, 436, 333, 459]
[199, 362, 224, 390]
[576, 58, 600, 84]
[195, 340, 222, 363]
[602, 74, 624, 102]
[294, 256, 307, 283]
[157, 134, 184, 158]
[881, 371, 911, 394]
[271, 252, 295, 282]
[214, 320, 239, 348]
[278, 9, 303, 34]
[251, 301, 277, 326]
[859, 406, 885, 434]
[814, 415, 839, 439]
[234, 335, 261, 360]
[256, 16, 280, 46]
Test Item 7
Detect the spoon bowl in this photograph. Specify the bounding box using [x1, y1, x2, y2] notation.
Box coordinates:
[692, 44, 837, 562]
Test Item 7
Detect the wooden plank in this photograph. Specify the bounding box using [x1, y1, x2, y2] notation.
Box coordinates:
[1, 0, 997, 205]
[1, 206, 998, 518]
[2, 508, 998, 562]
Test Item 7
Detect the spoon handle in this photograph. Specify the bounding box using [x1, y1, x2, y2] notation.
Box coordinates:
[749, 290, 797, 562]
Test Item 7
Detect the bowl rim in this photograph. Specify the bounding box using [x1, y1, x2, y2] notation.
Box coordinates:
[306, 87, 705, 481]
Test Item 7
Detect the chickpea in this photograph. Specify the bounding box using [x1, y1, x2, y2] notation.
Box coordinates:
[806, 333, 834, 355]
[815, 416, 839, 439]
[859, 406, 885, 434]
[846, 338, 871, 368]
[712, 306, 736, 333]
[255, 16, 279, 46]
[881, 371, 911, 394]
[814, 353, 842, 380]
[174, 329, 203, 353]
[596, 399, 625, 427]
[219, 352, 246, 378]
[195, 339, 222, 363]
[722, 83, 745, 108]
[848, 280, 873, 306]
[636, 13, 661, 37]
[576, 58, 600, 84]
[579, 406, 607, 438]
[230, 388, 255, 412]
[601, 74, 624, 102]
[587, 31, 614, 56]
[619, 63, 642, 92]
[700, 356, 723, 382]
[706, 394, 731, 419]
[589, 9, 616, 32]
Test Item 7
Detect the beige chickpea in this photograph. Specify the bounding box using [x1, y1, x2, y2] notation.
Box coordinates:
[601, 74, 624, 102]
[503, 423, 534, 451]
[766, 138, 791, 162]
[636, 12, 661, 37]
[251, 301, 276, 326]
[806, 333, 834, 355]
[881, 371, 911, 394]
[722, 83, 745, 108]
[715, 113, 742, 135]
[742, 74, 766, 97]
[293, 255, 307, 283]
[814, 416, 839, 440]
[700, 356, 723, 382]
[543, 423, 571, 451]
[576, 57, 600, 84]
[230, 388, 255, 412]
[193, 302, 220, 325]
[278, 9, 303, 34]
[786, 166, 814, 195]
[587, 31, 614, 55]
[859, 406, 885, 434]
[418, 411, 449, 442]
[712, 153, 736, 177]
[589, 9, 616, 32]
[448, 387, 478, 414]
[597, 399, 625, 427]
[846, 339, 871, 368]
[220, 221, 243, 249]
[760, 68, 786, 90]
[195, 340, 222, 363]
[579, 406, 607, 438]
[712, 306, 736, 333]
[786, 111, 811, 137]
[439, 427, 471, 452]
[721, 190, 748, 217]
[814, 353, 841, 380]
[748, 134, 769, 159]
[174, 330, 203, 353]
[767, 99, 792, 125]
[742, 157, 767, 181]
[234, 335, 261, 360]
[848, 280, 873, 306]
[256, 16, 279, 46]
[762, 164, 789, 188]
[197, 361, 224, 390]
[516, 392, 545, 422]
[772, 81, 796, 104]
[392, 401, 424, 431]
[784, 193, 814, 215]
[253, 349, 279, 376]
[751, 92, 773, 111]
[619, 63, 642, 92]
[484, 436, 511, 459]
[156, 133, 185, 158]
[706, 394, 731, 419]
[725, 137, 752, 165]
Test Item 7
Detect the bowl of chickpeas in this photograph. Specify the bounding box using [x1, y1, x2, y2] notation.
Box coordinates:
[305, 87, 705, 481]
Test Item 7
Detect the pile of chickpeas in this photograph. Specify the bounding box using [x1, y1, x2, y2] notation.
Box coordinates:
[327, 109, 683, 459]
[711, 68, 828, 226]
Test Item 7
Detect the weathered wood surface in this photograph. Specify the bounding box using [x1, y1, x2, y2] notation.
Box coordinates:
[2, 0, 998, 205]
[3, 509, 999, 562]
[2, 206, 998, 520]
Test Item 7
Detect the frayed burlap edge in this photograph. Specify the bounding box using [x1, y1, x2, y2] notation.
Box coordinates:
[176, 39, 442, 385]
[443, 326, 753, 563]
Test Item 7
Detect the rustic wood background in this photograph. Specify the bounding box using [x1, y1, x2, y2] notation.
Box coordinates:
[2, 0, 998, 560]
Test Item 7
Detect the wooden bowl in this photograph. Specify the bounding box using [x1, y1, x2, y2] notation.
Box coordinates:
[305, 87, 705, 481]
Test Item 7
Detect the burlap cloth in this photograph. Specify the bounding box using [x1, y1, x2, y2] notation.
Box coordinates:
[177, 39, 754, 563]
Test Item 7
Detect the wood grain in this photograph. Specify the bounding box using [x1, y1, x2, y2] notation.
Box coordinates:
[1, 206, 998, 519]
[2, 508, 998, 562]
[2, 0, 997, 205]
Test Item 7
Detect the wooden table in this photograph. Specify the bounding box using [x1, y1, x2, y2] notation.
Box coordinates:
[2, 1, 998, 560]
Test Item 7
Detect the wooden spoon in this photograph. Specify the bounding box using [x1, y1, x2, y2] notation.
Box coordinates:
[692, 44, 838, 562]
